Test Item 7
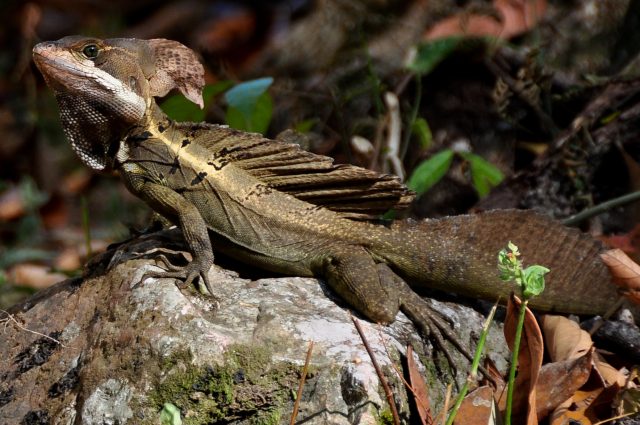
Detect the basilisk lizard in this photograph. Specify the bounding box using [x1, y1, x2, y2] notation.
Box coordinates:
[32, 36, 619, 338]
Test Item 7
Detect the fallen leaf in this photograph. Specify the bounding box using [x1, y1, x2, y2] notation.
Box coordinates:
[600, 249, 640, 304]
[600, 233, 638, 254]
[550, 386, 603, 425]
[593, 352, 627, 388]
[535, 349, 593, 419]
[7, 264, 67, 289]
[425, 0, 547, 40]
[483, 357, 506, 392]
[502, 294, 544, 425]
[196, 8, 255, 53]
[542, 316, 626, 423]
[407, 344, 432, 425]
[60, 168, 93, 194]
[53, 247, 82, 271]
[542, 315, 593, 361]
[40, 194, 69, 229]
[454, 386, 497, 425]
[0, 186, 25, 221]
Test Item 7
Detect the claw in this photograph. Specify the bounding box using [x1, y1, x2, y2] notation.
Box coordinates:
[155, 254, 186, 272]
[401, 293, 495, 385]
[138, 253, 217, 298]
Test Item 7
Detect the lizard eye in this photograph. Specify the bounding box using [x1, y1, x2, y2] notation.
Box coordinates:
[82, 44, 99, 59]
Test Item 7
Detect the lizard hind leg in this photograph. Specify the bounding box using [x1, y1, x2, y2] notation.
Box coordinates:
[320, 247, 401, 324]
[322, 254, 478, 375]
[376, 263, 480, 373]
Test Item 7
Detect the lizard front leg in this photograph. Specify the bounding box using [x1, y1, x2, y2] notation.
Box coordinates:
[121, 171, 215, 295]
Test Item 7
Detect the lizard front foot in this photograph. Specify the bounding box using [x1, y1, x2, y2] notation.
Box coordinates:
[142, 253, 217, 298]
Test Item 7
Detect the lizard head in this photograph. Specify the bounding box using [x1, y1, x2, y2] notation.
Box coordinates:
[33, 36, 204, 170]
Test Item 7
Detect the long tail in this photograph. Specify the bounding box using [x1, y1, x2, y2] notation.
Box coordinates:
[380, 210, 617, 315]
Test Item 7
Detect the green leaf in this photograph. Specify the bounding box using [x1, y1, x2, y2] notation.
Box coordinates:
[161, 82, 232, 122]
[294, 118, 318, 134]
[224, 78, 274, 134]
[225, 91, 273, 134]
[458, 152, 504, 197]
[160, 403, 182, 425]
[522, 265, 549, 298]
[224, 77, 273, 116]
[407, 37, 462, 75]
[20, 176, 48, 211]
[412, 118, 433, 148]
[0, 248, 54, 269]
[382, 209, 397, 220]
[406, 149, 454, 196]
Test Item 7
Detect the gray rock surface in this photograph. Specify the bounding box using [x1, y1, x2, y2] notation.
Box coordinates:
[0, 235, 509, 424]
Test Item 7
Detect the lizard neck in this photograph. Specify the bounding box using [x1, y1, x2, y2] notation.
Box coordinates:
[55, 91, 141, 172]
[114, 101, 182, 168]
[128, 101, 175, 138]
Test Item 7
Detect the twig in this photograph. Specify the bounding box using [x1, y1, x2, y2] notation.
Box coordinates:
[369, 113, 389, 171]
[593, 411, 636, 425]
[562, 190, 640, 226]
[351, 315, 401, 425]
[290, 341, 314, 425]
[587, 297, 626, 336]
[439, 384, 452, 425]
[376, 325, 432, 419]
[384, 92, 405, 180]
[0, 309, 64, 347]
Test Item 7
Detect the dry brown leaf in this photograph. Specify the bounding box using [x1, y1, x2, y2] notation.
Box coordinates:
[542, 315, 593, 361]
[599, 223, 640, 261]
[60, 168, 92, 194]
[503, 294, 544, 425]
[550, 386, 603, 425]
[483, 357, 506, 392]
[53, 247, 82, 271]
[535, 349, 593, 420]
[454, 386, 497, 425]
[40, 194, 69, 229]
[600, 231, 639, 255]
[593, 352, 627, 388]
[425, 0, 547, 40]
[196, 9, 256, 53]
[542, 314, 626, 422]
[407, 344, 432, 425]
[8, 264, 67, 289]
[600, 249, 640, 304]
[0, 186, 25, 221]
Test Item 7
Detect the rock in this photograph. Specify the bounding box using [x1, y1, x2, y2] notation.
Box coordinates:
[0, 233, 509, 424]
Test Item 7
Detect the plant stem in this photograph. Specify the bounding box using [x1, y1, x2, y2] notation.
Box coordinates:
[505, 299, 528, 425]
[81, 196, 92, 259]
[562, 190, 640, 226]
[400, 75, 422, 160]
[445, 302, 498, 425]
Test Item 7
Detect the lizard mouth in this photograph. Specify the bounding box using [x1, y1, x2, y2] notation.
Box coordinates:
[32, 43, 94, 90]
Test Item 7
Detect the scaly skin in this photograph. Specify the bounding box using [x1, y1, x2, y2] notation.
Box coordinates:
[32, 36, 619, 336]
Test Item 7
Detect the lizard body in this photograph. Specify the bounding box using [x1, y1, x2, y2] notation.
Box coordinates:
[33, 36, 618, 328]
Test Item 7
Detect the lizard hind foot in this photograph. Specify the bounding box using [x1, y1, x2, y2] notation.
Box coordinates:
[400, 290, 494, 382]
[376, 263, 494, 380]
